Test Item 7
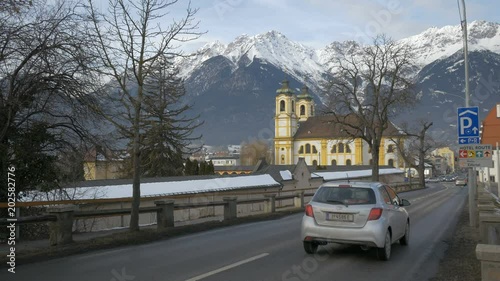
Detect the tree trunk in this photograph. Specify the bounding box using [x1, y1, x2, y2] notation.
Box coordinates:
[371, 142, 380, 181]
[130, 106, 141, 232]
[418, 137, 426, 188]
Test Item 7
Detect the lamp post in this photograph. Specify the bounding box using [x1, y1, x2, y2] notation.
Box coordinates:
[459, 0, 476, 227]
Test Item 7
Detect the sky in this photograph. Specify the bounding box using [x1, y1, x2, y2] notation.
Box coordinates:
[161, 0, 500, 52]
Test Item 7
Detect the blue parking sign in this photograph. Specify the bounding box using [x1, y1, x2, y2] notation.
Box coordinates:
[457, 107, 480, 144]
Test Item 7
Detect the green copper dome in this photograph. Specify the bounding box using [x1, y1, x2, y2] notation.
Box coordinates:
[297, 86, 313, 100]
[276, 80, 294, 95]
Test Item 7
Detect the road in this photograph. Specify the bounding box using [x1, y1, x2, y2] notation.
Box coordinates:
[2, 182, 468, 281]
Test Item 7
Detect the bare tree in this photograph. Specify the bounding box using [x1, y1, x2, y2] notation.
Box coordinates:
[323, 35, 416, 181]
[85, 0, 202, 231]
[240, 140, 272, 166]
[392, 120, 435, 187]
[0, 0, 100, 195]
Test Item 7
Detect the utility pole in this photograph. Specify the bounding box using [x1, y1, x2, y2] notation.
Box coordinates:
[460, 0, 476, 227]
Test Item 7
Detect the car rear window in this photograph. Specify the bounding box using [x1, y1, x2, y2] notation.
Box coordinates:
[312, 186, 376, 205]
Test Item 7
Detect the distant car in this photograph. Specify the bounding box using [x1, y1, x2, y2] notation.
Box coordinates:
[455, 178, 467, 186]
[301, 181, 411, 261]
[427, 178, 439, 183]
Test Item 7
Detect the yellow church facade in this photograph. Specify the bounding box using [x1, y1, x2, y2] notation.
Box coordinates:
[273, 80, 405, 168]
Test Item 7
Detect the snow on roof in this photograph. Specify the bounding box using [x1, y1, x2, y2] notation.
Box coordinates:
[313, 168, 404, 181]
[279, 170, 293, 180]
[22, 174, 281, 202]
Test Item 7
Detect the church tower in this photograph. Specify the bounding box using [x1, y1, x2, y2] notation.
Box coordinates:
[274, 80, 297, 165]
[296, 86, 315, 122]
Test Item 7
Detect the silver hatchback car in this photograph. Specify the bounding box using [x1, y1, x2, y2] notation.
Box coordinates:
[301, 181, 411, 260]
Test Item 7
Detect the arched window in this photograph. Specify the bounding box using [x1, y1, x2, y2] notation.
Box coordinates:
[388, 159, 394, 167]
[305, 143, 311, 153]
[338, 143, 344, 153]
[312, 146, 318, 153]
[312, 160, 318, 166]
[298, 146, 304, 154]
[280, 100, 285, 112]
[387, 145, 394, 153]
[346, 144, 352, 153]
[331, 145, 337, 153]
[292, 100, 295, 112]
[346, 159, 352, 166]
[310, 105, 313, 115]
[331, 159, 337, 166]
[281, 155, 285, 164]
[300, 105, 305, 116]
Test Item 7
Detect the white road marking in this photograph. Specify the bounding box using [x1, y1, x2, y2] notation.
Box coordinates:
[184, 253, 269, 281]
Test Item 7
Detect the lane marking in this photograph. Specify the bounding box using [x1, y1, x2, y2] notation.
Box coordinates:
[184, 253, 269, 281]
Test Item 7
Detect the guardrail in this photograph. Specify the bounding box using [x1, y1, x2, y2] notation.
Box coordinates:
[475, 184, 500, 281]
[0, 192, 312, 246]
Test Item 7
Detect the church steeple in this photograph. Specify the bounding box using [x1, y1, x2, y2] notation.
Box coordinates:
[274, 80, 297, 165]
[296, 85, 315, 122]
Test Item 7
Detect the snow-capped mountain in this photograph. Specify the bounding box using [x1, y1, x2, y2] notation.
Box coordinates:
[178, 21, 500, 145]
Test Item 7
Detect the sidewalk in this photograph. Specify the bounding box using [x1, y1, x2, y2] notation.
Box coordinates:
[430, 201, 481, 281]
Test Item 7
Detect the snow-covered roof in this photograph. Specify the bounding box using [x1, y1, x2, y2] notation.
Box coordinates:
[279, 170, 293, 180]
[313, 168, 404, 181]
[22, 174, 281, 202]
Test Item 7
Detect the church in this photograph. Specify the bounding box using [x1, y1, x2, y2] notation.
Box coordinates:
[273, 80, 405, 168]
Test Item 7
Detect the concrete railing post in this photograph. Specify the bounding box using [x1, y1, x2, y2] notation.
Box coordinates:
[223, 197, 237, 220]
[47, 205, 77, 246]
[155, 200, 175, 230]
[479, 212, 500, 244]
[265, 194, 276, 213]
[294, 191, 305, 208]
[476, 244, 500, 281]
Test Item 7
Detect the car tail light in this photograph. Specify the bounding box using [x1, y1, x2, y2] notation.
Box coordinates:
[338, 184, 351, 188]
[368, 208, 383, 220]
[305, 204, 314, 217]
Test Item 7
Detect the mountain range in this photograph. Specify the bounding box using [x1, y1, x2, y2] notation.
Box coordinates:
[176, 20, 500, 146]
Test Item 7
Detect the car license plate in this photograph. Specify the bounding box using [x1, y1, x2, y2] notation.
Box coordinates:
[326, 213, 354, 222]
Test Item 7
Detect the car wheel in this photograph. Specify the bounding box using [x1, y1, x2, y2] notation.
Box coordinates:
[377, 231, 391, 261]
[303, 241, 318, 254]
[400, 221, 410, 246]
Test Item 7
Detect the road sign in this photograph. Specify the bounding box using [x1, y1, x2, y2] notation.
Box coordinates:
[457, 107, 480, 144]
[458, 144, 493, 168]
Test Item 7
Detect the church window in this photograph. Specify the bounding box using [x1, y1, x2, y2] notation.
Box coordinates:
[331, 145, 336, 153]
[280, 100, 285, 112]
[305, 144, 311, 153]
[338, 143, 344, 153]
[281, 155, 285, 164]
[312, 146, 317, 153]
[292, 100, 295, 112]
[387, 145, 394, 153]
[346, 159, 352, 166]
[331, 159, 337, 166]
[299, 146, 304, 154]
[312, 160, 318, 166]
[300, 105, 305, 116]
[388, 159, 394, 167]
[346, 144, 352, 153]
[310, 105, 313, 115]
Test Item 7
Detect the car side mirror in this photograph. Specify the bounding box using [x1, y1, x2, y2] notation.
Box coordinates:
[400, 199, 411, 206]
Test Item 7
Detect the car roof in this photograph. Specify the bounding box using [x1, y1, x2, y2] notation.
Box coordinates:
[320, 181, 383, 189]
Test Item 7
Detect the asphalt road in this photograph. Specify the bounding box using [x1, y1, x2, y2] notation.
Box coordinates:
[2, 182, 468, 281]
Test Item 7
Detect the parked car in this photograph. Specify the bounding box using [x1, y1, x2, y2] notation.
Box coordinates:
[455, 178, 467, 186]
[301, 181, 411, 261]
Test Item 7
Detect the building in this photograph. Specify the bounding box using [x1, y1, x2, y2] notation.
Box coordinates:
[207, 155, 241, 166]
[83, 146, 125, 180]
[480, 103, 500, 189]
[429, 155, 449, 176]
[273, 80, 405, 168]
[432, 147, 455, 173]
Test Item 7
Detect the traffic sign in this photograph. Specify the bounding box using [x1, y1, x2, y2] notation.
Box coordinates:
[457, 107, 480, 144]
[458, 144, 493, 168]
